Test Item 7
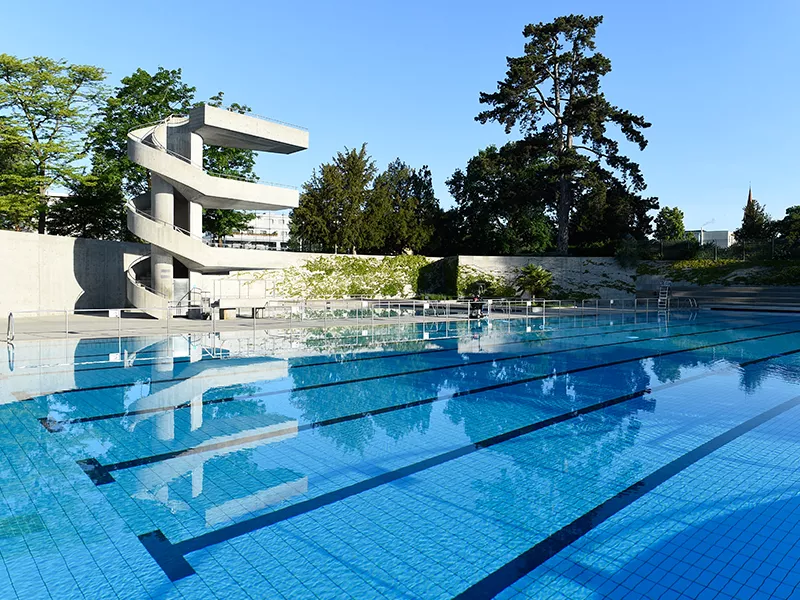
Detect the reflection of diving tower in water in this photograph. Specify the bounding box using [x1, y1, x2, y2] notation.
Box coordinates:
[126, 104, 309, 317]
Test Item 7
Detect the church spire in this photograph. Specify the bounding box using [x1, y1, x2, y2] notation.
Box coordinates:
[747, 185, 753, 206]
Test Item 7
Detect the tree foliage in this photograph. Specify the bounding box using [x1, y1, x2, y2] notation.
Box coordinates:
[0, 53, 107, 232]
[570, 165, 658, 249]
[291, 147, 443, 255]
[476, 15, 651, 254]
[777, 206, 800, 245]
[734, 190, 773, 243]
[203, 209, 255, 245]
[446, 142, 554, 255]
[0, 117, 38, 230]
[654, 206, 686, 241]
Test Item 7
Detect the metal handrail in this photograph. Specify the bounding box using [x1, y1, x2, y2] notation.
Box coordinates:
[125, 255, 168, 298]
[219, 105, 308, 131]
[6, 312, 14, 343]
[171, 286, 209, 309]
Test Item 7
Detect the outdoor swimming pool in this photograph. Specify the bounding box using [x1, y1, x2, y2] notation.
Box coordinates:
[2, 310, 800, 599]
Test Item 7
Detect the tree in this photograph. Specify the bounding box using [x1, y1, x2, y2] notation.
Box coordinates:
[734, 188, 772, 243]
[88, 66, 195, 197]
[46, 175, 125, 239]
[84, 70, 255, 240]
[514, 263, 553, 298]
[290, 145, 377, 253]
[777, 206, 800, 245]
[476, 15, 651, 254]
[654, 206, 686, 241]
[0, 54, 107, 233]
[570, 164, 658, 250]
[365, 160, 441, 254]
[203, 209, 255, 245]
[0, 117, 39, 230]
[446, 142, 554, 255]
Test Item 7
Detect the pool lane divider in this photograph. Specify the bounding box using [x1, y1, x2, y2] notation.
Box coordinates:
[452, 393, 800, 599]
[26, 314, 761, 401]
[132, 338, 797, 582]
[73, 325, 800, 486]
[42, 316, 798, 432]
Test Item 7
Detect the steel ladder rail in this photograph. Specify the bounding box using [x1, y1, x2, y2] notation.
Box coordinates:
[6, 312, 14, 343]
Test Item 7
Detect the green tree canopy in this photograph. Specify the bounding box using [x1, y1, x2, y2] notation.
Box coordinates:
[476, 15, 651, 254]
[777, 206, 800, 245]
[74, 68, 255, 240]
[0, 54, 107, 232]
[290, 144, 377, 253]
[0, 117, 39, 230]
[570, 164, 658, 250]
[365, 159, 442, 254]
[446, 141, 554, 255]
[654, 206, 686, 241]
[734, 189, 773, 243]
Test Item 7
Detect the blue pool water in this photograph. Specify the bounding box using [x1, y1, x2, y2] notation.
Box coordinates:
[2, 311, 800, 599]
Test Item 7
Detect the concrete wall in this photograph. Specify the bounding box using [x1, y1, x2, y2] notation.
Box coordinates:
[0, 230, 147, 317]
[458, 255, 640, 298]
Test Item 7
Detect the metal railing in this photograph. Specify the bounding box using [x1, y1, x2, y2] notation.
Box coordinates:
[219, 105, 308, 131]
[3, 296, 699, 341]
[6, 312, 14, 343]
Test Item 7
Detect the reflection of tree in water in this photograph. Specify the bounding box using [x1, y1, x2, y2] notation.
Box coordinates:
[740, 360, 772, 395]
[289, 351, 444, 453]
[445, 358, 656, 548]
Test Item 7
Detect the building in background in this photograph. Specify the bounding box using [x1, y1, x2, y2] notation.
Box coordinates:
[221, 211, 291, 250]
[686, 229, 734, 248]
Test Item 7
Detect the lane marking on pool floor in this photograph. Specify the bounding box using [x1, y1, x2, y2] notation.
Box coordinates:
[42, 316, 796, 430]
[453, 393, 800, 599]
[130, 338, 798, 581]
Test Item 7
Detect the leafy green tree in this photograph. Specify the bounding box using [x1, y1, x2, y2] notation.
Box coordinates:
[0, 117, 39, 230]
[446, 142, 554, 255]
[291, 144, 377, 253]
[83, 70, 255, 240]
[777, 206, 800, 245]
[570, 164, 658, 250]
[514, 263, 553, 297]
[0, 54, 107, 233]
[654, 206, 686, 241]
[203, 209, 255, 245]
[88, 66, 195, 197]
[46, 175, 125, 239]
[365, 159, 441, 254]
[476, 15, 651, 254]
[734, 189, 772, 243]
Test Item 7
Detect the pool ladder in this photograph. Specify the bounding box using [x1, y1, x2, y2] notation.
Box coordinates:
[5, 312, 13, 343]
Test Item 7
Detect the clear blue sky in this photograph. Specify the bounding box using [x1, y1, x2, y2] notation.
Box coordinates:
[5, 0, 799, 230]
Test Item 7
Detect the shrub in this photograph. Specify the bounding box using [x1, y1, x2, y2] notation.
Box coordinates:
[513, 264, 553, 298]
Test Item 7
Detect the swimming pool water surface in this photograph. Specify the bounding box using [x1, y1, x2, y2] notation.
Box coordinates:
[2, 311, 800, 599]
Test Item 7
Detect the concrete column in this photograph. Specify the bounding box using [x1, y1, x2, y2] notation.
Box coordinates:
[188, 132, 204, 293]
[151, 175, 174, 300]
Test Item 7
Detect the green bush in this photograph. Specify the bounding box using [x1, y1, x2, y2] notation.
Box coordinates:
[513, 264, 553, 298]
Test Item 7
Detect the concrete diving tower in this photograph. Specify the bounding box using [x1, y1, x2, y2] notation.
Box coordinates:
[125, 104, 308, 318]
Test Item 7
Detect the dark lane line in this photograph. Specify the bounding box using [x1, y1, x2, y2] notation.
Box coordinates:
[78, 327, 800, 486]
[45, 316, 787, 430]
[24, 314, 750, 399]
[135, 334, 797, 581]
[453, 394, 800, 599]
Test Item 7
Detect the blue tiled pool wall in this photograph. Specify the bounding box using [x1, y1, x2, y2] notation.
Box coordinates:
[2, 311, 800, 598]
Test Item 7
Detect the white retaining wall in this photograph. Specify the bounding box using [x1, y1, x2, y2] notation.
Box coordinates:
[0, 230, 147, 317]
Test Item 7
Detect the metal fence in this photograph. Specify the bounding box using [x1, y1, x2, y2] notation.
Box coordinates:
[4, 296, 698, 343]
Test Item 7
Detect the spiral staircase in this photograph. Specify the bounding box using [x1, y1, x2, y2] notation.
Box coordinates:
[125, 104, 309, 318]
